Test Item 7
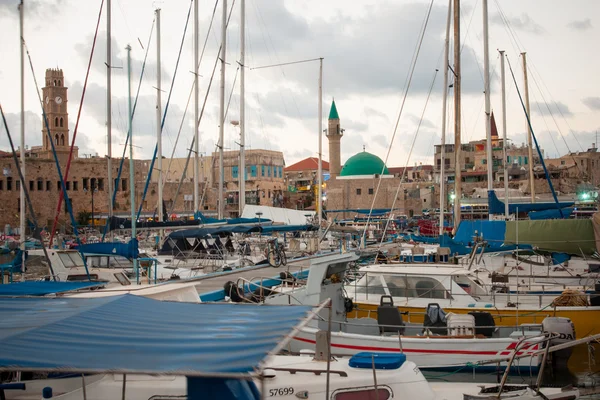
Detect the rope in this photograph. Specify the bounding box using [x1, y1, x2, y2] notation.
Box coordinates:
[48, 0, 105, 246]
[136, 0, 193, 221]
[101, 18, 156, 241]
[360, 0, 435, 247]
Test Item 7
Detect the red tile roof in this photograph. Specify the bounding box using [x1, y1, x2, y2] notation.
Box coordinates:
[285, 157, 330, 172]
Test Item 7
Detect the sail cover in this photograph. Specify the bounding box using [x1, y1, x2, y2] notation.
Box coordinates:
[0, 295, 311, 375]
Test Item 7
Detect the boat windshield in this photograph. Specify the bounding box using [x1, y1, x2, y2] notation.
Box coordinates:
[58, 252, 86, 268]
[383, 275, 449, 299]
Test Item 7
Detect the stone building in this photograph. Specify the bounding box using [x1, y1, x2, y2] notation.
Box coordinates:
[284, 157, 330, 192]
[545, 145, 600, 186]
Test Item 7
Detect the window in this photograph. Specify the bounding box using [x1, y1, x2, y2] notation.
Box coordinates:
[60, 135, 65, 146]
[524, 156, 528, 165]
[59, 117, 63, 127]
[73, 181, 78, 191]
[91, 178, 97, 190]
[518, 156, 522, 165]
[356, 188, 362, 195]
[64, 198, 71, 214]
[232, 165, 238, 179]
[267, 166, 271, 177]
[37, 180, 43, 191]
[55, 117, 59, 127]
[122, 179, 127, 191]
[46, 181, 51, 191]
[0, 180, 3, 190]
[560, 160, 565, 166]
[55, 135, 59, 145]
[16, 180, 20, 190]
[57, 181, 61, 191]
[29, 181, 34, 191]
[279, 166, 283, 178]
[482, 159, 487, 165]
[368, 188, 374, 195]
[83, 178, 89, 190]
[333, 388, 390, 400]
[97, 178, 104, 190]
[7, 177, 12, 191]
[66, 181, 71, 191]
[17, 198, 20, 213]
[354, 275, 386, 295]
[250, 166, 257, 177]
[261, 165, 265, 176]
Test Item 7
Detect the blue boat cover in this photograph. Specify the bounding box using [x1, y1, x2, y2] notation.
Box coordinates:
[78, 238, 139, 259]
[528, 208, 574, 220]
[196, 212, 272, 226]
[349, 352, 406, 370]
[0, 295, 311, 375]
[260, 225, 318, 234]
[326, 208, 394, 216]
[488, 190, 574, 215]
[454, 220, 507, 248]
[0, 281, 107, 296]
[167, 225, 262, 239]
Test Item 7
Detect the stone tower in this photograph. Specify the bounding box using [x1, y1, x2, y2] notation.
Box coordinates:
[326, 100, 343, 178]
[41, 69, 76, 161]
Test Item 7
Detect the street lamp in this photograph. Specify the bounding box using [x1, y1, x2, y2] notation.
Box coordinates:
[84, 183, 98, 227]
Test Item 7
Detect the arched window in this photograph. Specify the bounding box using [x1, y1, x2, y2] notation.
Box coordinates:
[59, 118, 63, 127]
[60, 135, 65, 146]
[55, 135, 59, 145]
[54, 117, 59, 127]
[53, 80, 57, 86]
[58, 80, 62, 86]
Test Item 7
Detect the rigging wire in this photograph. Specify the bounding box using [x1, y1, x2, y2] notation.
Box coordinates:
[48, 0, 105, 246]
[101, 18, 156, 241]
[378, 69, 439, 248]
[360, 0, 435, 246]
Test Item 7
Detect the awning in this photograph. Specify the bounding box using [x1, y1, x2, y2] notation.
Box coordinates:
[260, 225, 318, 234]
[78, 238, 139, 259]
[0, 295, 311, 375]
[0, 281, 108, 297]
[167, 225, 263, 239]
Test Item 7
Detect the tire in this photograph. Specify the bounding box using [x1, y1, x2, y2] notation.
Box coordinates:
[279, 249, 287, 266]
[268, 249, 282, 267]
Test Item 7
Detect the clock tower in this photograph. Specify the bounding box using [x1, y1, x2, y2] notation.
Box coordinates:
[41, 68, 76, 161]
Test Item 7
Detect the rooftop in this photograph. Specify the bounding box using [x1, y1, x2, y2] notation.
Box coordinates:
[284, 157, 330, 172]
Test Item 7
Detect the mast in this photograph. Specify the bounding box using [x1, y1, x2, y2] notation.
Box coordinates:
[439, 0, 451, 236]
[239, 0, 246, 216]
[156, 8, 163, 225]
[193, 0, 199, 216]
[500, 50, 509, 219]
[106, 0, 113, 226]
[452, 0, 462, 231]
[483, 0, 493, 219]
[522, 52, 535, 202]
[218, 0, 226, 219]
[126, 44, 137, 282]
[317, 58, 323, 225]
[19, 0, 25, 267]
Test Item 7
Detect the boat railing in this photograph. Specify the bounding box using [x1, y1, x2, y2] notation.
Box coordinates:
[230, 275, 308, 304]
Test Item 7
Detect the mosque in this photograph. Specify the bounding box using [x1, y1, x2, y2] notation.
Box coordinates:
[325, 101, 435, 219]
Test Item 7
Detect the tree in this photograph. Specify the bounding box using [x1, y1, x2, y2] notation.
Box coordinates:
[76, 210, 91, 226]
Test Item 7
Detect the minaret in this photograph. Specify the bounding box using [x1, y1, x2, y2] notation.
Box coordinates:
[41, 69, 75, 161]
[326, 99, 343, 178]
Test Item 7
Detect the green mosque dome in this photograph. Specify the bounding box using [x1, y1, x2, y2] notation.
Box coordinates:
[340, 151, 389, 176]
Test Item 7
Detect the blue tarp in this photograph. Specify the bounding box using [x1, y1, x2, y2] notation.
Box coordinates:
[167, 225, 262, 239]
[78, 238, 139, 259]
[0, 295, 311, 375]
[454, 220, 507, 248]
[488, 190, 574, 215]
[196, 212, 272, 226]
[0, 281, 108, 296]
[528, 208, 574, 220]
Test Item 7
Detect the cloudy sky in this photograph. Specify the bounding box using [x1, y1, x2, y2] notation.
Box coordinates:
[0, 0, 598, 171]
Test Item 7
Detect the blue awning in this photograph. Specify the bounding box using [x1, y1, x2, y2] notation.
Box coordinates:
[167, 225, 262, 239]
[260, 225, 318, 234]
[528, 207, 574, 220]
[0, 295, 311, 375]
[78, 238, 139, 259]
[488, 190, 574, 215]
[0, 281, 108, 297]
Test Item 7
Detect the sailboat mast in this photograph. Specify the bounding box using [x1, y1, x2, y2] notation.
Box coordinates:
[439, 0, 451, 236]
[522, 52, 535, 203]
[317, 58, 323, 225]
[239, 0, 246, 216]
[483, 0, 493, 219]
[500, 50, 509, 219]
[19, 0, 25, 266]
[126, 44, 137, 281]
[193, 0, 200, 216]
[453, 0, 462, 231]
[218, 0, 227, 219]
[156, 8, 163, 224]
[106, 0, 113, 225]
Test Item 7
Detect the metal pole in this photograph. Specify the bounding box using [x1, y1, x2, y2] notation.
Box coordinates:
[106, 0, 113, 227]
[439, 0, 451, 236]
[500, 50, 509, 219]
[317, 58, 323, 226]
[156, 8, 163, 227]
[239, 0, 246, 216]
[193, 0, 199, 216]
[325, 301, 332, 400]
[126, 45, 138, 282]
[19, 0, 25, 272]
[91, 187, 95, 227]
[522, 52, 535, 202]
[483, 0, 493, 211]
[453, 0, 462, 231]
[218, 0, 227, 219]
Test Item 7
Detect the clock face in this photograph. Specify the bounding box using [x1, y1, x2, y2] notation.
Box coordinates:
[55, 96, 63, 104]
[45, 96, 49, 104]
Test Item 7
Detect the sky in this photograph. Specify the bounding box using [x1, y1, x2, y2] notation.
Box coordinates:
[0, 0, 598, 171]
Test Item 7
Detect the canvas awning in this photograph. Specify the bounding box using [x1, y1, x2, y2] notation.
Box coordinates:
[0, 295, 311, 376]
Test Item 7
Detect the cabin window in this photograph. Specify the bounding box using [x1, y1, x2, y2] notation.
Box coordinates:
[333, 388, 391, 400]
[354, 275, 386, 296]
[59, 252, 86, 268]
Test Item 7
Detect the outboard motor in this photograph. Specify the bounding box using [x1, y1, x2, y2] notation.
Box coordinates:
[423, 303, 447, 335]
[542, 317, 576, 366]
